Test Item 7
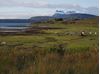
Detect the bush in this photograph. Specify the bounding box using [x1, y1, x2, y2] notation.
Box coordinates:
[49, 44, 65, 56]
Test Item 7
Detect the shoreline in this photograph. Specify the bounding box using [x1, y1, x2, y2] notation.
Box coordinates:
[0, 26, 64, 35]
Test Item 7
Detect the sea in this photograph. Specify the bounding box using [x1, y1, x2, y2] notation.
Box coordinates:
[0, 23, 30, 29]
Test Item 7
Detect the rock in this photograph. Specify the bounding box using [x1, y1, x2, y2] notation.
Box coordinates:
[1, 41, 6, 45]
[81, 31, 86, 36]
[89, 32, 92, 35]
[94, 32, 97, 35]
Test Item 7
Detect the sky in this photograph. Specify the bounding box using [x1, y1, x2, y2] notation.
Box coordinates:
[0, 0, 99, 19]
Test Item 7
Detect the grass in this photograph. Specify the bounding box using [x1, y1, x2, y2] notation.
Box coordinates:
[0, 17, 99, 74]
[0, 47, 98, 74]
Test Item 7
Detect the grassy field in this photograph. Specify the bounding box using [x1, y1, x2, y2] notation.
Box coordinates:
[0, 17, 99, 74]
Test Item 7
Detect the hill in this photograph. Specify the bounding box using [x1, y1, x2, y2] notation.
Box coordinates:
[30, 16, 53, 23]
[30, 13, 97, 23]
[53, 13, 97, 19]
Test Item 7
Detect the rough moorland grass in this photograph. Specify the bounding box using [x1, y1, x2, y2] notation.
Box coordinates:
[0, 34, 98, 74]
[0, 46, 98, 74]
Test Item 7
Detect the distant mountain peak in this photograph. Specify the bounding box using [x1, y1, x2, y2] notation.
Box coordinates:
[56, 10, 65, 14]
[55, 10, 76, 15]
[66, 11, 76, 14]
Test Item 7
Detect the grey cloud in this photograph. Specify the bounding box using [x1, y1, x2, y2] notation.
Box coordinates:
[0, 0, 92, 9]
[0, 0, 48, 7]
[85, 7, 99, 15]
[0, 0, 98, 16]
[46, 4, 82, 9]
[46, 4, 99, 15]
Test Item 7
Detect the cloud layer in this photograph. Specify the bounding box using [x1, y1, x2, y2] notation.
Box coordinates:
[0, 0, 98, 18]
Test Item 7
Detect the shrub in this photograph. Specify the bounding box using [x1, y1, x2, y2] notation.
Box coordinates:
[49, 44, 65, 56]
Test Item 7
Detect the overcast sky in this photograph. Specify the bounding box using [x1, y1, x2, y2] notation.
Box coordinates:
[0, 0, 99, 19]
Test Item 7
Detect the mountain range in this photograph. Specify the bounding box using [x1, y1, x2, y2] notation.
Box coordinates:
[30, 11, 97, 23]
[0, 11, 98, 23]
